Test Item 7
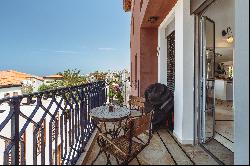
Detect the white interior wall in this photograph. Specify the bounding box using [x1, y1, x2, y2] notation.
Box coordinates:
[204, 0, 235, 66]
[204, 0, 235, 49]
[234, 0, 249, 164]
[158, 0, 195, 144]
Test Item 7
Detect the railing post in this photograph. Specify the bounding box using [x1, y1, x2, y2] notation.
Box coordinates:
[106, 84, 109, 104]
[11, 97, 20, 165]
[104, 82, 107, 105]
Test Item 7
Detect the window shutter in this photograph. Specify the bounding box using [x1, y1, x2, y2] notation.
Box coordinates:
[167, 31, 175, 93]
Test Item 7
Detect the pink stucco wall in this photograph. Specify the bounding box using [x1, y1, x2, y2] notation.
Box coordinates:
[130, 0, 177, 97]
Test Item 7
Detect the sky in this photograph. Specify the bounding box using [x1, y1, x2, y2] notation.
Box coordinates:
[0, 0, 131, 76]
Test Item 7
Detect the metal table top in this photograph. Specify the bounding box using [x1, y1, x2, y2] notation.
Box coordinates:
[89, 105, 131, 122]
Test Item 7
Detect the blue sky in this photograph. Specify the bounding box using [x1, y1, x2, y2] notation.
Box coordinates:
[0, 0, 131, 76]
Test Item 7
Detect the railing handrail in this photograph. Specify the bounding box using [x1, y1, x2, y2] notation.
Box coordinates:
[0, 81, 105, 104]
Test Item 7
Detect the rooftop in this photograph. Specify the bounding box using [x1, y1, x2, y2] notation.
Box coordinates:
[43, 74, 63, 79]
[0, 70, 34, 88]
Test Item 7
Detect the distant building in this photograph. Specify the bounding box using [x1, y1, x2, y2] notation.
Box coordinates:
[25, 76, 44, 92]
[43, 74, 63, 85]
[0, 70, 43, 99]
[0, 70, 33, 99]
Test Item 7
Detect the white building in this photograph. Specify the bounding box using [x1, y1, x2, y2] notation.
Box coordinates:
[0, 70, 44, 99]
[43, 75, 63, 85]
[26, 76, 44, 92]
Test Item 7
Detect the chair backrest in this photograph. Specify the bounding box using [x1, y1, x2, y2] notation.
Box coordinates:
[132, 112, 152, 137]
[126, 111, 153, 138]
[125, 112, 153, 156]
[128, 95, 145, 110]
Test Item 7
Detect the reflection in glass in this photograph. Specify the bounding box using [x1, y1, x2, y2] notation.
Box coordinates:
[206, 50, 215, 79]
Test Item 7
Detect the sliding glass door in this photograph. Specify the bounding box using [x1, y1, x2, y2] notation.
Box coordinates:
[199, 16, 216, 143]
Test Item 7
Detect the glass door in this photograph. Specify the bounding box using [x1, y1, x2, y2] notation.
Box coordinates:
[199, 16, 216, 143]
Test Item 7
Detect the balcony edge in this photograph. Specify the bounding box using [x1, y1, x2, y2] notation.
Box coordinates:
[75, 129, 99, 165]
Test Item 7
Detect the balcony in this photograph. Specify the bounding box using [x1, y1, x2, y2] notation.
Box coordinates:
[0, 81, 233, 165]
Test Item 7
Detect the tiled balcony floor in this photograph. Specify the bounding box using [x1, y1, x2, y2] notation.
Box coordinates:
[83, 129, 233, 165]
[215, 101, 234, 148]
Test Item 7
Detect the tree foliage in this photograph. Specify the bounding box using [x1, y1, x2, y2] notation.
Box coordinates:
[89, 71, 108, 81]
[38, 69, 87, 92]
[58, 69, 87, 87]
[38, 83, 50, 92]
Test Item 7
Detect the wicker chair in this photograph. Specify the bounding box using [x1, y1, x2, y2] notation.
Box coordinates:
[98, 111, 153, 165]
[128, 95, 145, 117]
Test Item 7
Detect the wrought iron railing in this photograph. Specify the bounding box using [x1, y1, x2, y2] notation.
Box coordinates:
[0, 81, 107, 165]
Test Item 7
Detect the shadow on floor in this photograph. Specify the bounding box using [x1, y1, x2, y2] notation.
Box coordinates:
[84, 129, 233, 165]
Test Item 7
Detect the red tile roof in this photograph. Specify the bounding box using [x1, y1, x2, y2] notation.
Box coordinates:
[44, 74, 63, 79]
[0, 70, 38, 88]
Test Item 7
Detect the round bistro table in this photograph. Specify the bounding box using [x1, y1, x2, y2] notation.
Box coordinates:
[89, 105, 131, 165]
[89, 105, 131, 122]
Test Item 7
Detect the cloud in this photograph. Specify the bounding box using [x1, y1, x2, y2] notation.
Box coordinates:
[98, 47, 116, 51]
[55, 50, 79, 54]
[30, 49, 81, 56]
[31, 51, 43, 54]
[30, 48, 49, 54]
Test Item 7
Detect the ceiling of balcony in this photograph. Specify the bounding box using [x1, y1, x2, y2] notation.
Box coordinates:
[141, 0, 177, 28]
